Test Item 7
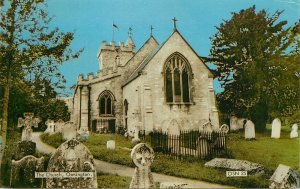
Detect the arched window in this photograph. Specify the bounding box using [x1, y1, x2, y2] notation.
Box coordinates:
[99, 90, 114, 116]
[164, 53, 192, 103]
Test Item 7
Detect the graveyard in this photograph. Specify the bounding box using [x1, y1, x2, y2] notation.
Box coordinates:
[37, 122, 299, 188]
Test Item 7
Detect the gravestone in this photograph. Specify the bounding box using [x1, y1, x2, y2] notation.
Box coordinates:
[244, 120, 255, 139]
[55, 119, 65, 133]
[10, 155, 44, 187]
[269, 164, 300, 188]
[220, 124, 230, 133]
[77, 127, 89, 141]
[167, 119, 181, 135]
[231, 116, 247, 131]
[18, 113, 40, 141]
[205, 158, 265, 175]
[271, 118, 281, 139]
[132, 124, 141, 145]
[106, 140, 115, 150]
[46, 138, 97, 188]
[13, 141, 36, 160]
[290, 123, 298, 138]
[130, 143, 155, 188]
[62, 121, 77, 141]
[45, 119, 56, 134]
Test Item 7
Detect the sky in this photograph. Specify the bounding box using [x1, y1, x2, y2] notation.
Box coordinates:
[45, 0, 300, 96]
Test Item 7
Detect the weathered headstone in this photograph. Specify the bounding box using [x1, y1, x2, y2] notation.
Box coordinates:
[205, 158, 265, 175]
[18, 112, 40, 141]
[230, 116, 246, 131]
[13, 141, 36, 160]
[62, 121, 77, 141]
[77, 127, 90, 141]
[220, 124, 230, 133]
[46, 138, 97, 188]
[269, 164, 300, 188]
[132, 124, 141, 145]
[45, 119, 56, 134]
[55, 119, 65, 133]
[290, 123, 298, 138]
[10, 155, 44, 187]
[244, 120, 255, 139]
[167, 119, 181, 135]
[130, 143, 155, 188]
[271, 118, 281, 139]
[106, 140, 115, 150]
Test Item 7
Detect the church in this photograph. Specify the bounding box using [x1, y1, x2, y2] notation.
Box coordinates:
[71, 20, 220, 135]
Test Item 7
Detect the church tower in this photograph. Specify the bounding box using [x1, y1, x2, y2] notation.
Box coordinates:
[97, 29, 135, 71]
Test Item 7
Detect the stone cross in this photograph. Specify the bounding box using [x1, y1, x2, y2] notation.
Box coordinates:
[244, 120, 255, 139]
[290, 123, 298, 138]
[271, 118, 281, 139]
[130, 143, 155, 188]
[18, 113, 40, 141]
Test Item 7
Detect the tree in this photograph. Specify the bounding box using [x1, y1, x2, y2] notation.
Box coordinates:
[0, 0, 81, 154]
[208, 6, 299, 131]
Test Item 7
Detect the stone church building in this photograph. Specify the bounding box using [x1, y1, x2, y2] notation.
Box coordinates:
[71, 23, 219, 135]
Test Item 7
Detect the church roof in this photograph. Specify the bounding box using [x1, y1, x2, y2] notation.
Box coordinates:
[123, 30, 214, 87]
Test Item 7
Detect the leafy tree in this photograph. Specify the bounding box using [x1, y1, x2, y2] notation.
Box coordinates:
[0, 0, 81, 154]
[208, 6, 299, 131]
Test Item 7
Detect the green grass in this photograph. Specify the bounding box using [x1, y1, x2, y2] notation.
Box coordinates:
[40, 133, 63, 148]
[40, 125, 300, 188]
[227, 124, 300, 172]
[97, 172, 131, 188]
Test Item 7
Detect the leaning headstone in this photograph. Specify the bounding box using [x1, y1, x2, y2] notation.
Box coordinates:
[46, 138, 97, 188]
[18, 112, 40, 141]
[220, 124, 230, 133]
[271, 118, 281, 139]
[269, 164, 300, 189]
[290, 123, 298, 138]
[10, 155, 44, 187]
[205, 158, 265, 175]
[62, 121, 77, 141]
[106, 140, 115, 150]
[244, 120, 255, 139]
[12, 141, 36, 160]
[130, 143, 155, 188]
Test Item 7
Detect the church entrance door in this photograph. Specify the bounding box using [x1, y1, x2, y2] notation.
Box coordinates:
[108, 120, 115, 133]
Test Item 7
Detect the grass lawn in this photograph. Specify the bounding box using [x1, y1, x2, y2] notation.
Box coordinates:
[97, 172, 131, 188]
[40, 125, 299, 188]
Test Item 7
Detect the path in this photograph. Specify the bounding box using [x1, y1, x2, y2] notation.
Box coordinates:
[32, 132, 233, 188]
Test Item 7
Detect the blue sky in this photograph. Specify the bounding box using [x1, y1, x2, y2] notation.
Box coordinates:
[46, 0, 300, 96]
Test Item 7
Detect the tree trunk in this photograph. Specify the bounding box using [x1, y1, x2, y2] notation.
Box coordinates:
[251, 100, 268, 132]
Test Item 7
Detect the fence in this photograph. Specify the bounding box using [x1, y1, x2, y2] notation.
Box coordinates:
[148, 130, 227, 160]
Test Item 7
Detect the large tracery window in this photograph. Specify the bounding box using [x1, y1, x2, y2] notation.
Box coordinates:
[164, 53, 192, 103]
[99, 90, 114, 116]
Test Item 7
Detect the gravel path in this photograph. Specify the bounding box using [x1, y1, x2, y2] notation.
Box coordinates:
[32, 132, 233, 188]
